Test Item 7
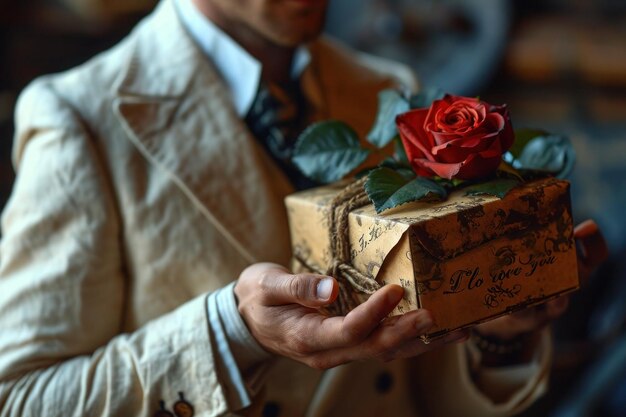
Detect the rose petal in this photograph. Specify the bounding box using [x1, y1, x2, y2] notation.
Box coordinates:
[411, 157, 463, 179]
[490, 105, 515, 151]
[426, 100, 448, 131]
[408, 159, 435, 177]
[499, 116, 515, 152]
[414, 145, 505, 180]
[432, 135, 498, 163]
[430, 128, 491, 147]
[430, 116, 491, 142]
[431, 129, 500, 153]
[430, 114, 512, 164]
[400, 134, 430, 163]
[435, 130, 499, 149]
[474, 141, 506, 161]
[396, 110, 436, 162]
[489, 103, 508, 115]
[485, 112, 505, 131]
[428, 126, 461, 145]
[455, 153, 502, 180]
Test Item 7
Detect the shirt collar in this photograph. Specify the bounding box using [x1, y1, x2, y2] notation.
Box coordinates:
[174, 0, 311, 117]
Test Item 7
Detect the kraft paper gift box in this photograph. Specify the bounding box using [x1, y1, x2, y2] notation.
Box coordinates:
[285, 177, 579, 341]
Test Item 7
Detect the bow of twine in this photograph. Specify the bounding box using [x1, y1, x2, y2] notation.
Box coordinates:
[324, 177, 382, 315]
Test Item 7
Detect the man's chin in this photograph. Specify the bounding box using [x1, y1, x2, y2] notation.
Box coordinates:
[267, 6, 327, 46]
[282, 0, 328, 14]
[271, 24, 324, 47]
[277, 34, 320, 47]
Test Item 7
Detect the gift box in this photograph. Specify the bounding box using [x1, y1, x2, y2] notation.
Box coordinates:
[285, 177, 579, 341]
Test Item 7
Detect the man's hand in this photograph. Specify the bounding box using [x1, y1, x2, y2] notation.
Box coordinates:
[235, 263, 467, 370]
[474, 220, 609, 363]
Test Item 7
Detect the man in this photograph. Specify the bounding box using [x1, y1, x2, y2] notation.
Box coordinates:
[0, 0, 607, 416]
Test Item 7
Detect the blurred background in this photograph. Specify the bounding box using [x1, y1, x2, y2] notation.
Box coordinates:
[1, 0, 625, 415]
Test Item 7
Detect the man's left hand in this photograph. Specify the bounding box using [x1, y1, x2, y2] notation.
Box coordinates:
[473, 219, 608, 363]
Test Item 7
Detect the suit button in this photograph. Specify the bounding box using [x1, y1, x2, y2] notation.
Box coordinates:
[375, 371, 394, 394]
[262, 401, 281, 417]
[154, 400, 174, 417]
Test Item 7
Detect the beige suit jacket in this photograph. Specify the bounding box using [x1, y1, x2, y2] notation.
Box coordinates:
[0, 0, 550, 415]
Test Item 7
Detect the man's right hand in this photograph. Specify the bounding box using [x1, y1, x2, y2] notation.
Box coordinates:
[234, 263, 468, 370]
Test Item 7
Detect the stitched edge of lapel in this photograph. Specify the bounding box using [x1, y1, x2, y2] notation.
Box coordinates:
[113, 97, 258, 264]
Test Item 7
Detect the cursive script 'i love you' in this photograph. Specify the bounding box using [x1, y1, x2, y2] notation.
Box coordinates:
[442, 250, 559, 296]
[444, 267, 484, 294]
[443, 266, 524, 295]
[520, 252, 557, 277]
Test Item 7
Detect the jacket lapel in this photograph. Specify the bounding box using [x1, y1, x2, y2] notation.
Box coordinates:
[113, 0, 294, 265]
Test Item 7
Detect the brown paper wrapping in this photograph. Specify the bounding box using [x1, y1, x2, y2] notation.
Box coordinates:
[285, 177, 579, 341]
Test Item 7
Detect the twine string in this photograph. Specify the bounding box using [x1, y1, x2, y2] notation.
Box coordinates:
[325, 177, 381, 315]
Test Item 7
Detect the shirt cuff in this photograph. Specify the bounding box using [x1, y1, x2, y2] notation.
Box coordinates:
[206, 283, 273, 410]
[215, 282, 273, 370]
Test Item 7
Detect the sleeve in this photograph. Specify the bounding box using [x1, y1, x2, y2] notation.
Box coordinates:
[0, 79, 230, 417]
[208, 283, 273, 410]
[410, 331, 551, 417]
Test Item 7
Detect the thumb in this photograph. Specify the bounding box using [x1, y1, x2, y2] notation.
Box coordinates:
[260, 272, 338, 308]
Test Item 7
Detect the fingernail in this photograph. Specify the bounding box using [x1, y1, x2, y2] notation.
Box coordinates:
[316, 278, 334, 301]
[386, 285, 404, 304]
[574, 219, 597, 238]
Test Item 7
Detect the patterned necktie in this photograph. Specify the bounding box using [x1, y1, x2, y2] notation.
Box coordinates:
[245, 80, 317, 190]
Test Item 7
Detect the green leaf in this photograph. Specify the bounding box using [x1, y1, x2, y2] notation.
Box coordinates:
[432, 176, 468, 189]
[365, 167, 447, 213]
[517, 135, 576, 179]
[380, 156, 411, 171]
[380, 157, 400, 169]
[517, 169, 553, 181]
[409, 87, 445, 109]
[367, 90, 410, 148]
[510, 128, 548, 159]
[465, 178, 521, 199]
[358, 161, 415, 180]
[496, 161, 524, 182]
[293, 121, 370, 183]
[395, 168, 417, 181]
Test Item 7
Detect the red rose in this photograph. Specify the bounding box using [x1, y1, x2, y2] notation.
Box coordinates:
[396, 95, 514, 180]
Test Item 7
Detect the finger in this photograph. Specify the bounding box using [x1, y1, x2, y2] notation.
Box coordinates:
[574, 220, 609, 269]
[297, 285, 407, 351]
[387, 330, 470, 362]
[302, 309, 437, 369]
[258, 271, 339, 308]
[545, 295, 569, 320]
[307, 322, 467, 369]
[339, 284, 406, 345]
[363, 308, 435, 355]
